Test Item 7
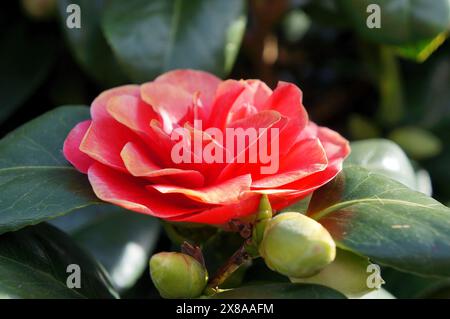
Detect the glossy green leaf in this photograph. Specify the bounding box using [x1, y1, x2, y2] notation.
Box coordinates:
[0, 223, 118, 298]
[58, 0, 128, 86]
[339, 0, 450, 46]
[211, 283, 346, 299]
[282, 195, 311, 214]
[345, 139, 417, 190]
[0, 16, 57, 124]
[101, 0, 246, 82]
[52, 207, 161, 291]
[0, 106, 101, 235]
[308, 165, 450, 277]
[382, 267, 449, 298]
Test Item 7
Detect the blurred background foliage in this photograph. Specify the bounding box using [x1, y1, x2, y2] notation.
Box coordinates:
[1, 0, 450, 298]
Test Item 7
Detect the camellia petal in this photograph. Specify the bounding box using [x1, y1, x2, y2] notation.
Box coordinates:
[155, 69, 221, 115]
[63, 120, 95, 173]
[262, 82, 308, 129]
[141, 82, 193, 132]
[149, 174, 252, 205]
[121, 142, 205, 187]
[207, 79, 246, 129]
[168, 194, 261, 224]
[88, 163, 205, 218]
[251, 138, 328, 188]
[225, 80, 273, 123]
[106, 95, 158, 136]
[91, 85, 140, 121]
[79, 118, 140, 171]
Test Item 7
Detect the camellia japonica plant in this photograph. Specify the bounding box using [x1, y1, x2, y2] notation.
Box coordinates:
[1, 68, 450, 299]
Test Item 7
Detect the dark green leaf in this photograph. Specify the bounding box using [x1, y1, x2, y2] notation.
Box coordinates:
[308, 166, 450, 277]
[58, 0, 128, 86]
[0, 223, 118, 298]
[282, 195, 311, 213]
[101, 0, 246, 82]
[382, 267, 449, 298]
[52, 207, 161, 291]
[0, 106, 101, 235]
[211, 283, 346, 299]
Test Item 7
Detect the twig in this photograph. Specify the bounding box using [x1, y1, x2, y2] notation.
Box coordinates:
[204, 245, 251, 295]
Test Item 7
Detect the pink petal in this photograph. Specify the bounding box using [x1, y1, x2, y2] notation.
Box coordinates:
[262, 81, 308, 129]
[140, 82, 193, 131]
[297, 122, 350, 163]
[225, 80, 273, 123]
[274, 160, 344, 197]
[167, 193, 261, 224]
[106, 95, 158, 136]
[217, 111, 286, 182]
[91, 85, 140, 121]
[317, 126, 351, 162]
[149, 174, 252, 205]
[88, 163, 205, 218]
[63, 120, 94, 173]
[207, 80, 247, 129]
[121, 142, 205, 187]
[251, 138, 328, 188]
[227, 110, 282, 130]
[80, 118, 140, 171]
[155, 69, 221, 116]
[245, 79, 273, 109]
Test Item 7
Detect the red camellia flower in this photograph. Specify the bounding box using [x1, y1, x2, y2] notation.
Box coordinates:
[64, 69, 350, 225]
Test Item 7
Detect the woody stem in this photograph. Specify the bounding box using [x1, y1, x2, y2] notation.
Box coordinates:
[204, 245, 251, 295]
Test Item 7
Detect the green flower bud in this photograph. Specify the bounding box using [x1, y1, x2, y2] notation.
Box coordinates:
[291, 249, 375, 298]
[150, 252, 208, 299]
[259, 212, 336, 278]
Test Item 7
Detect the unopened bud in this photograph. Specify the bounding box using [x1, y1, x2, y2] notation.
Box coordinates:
[259, 212, 336, 278]
[150, 252, 208, 299]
